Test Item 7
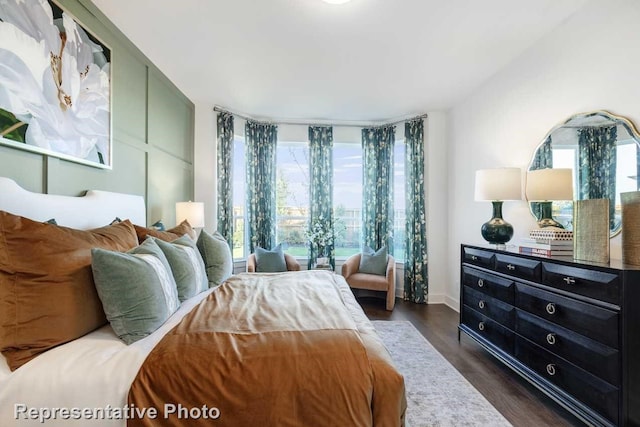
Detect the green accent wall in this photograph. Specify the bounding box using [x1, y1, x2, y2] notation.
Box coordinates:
[0, 0, 195, 227]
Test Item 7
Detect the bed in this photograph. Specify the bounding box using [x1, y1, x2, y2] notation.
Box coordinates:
[0, 177, 406, 426]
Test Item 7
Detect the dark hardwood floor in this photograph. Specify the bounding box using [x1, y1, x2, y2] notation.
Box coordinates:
[359, 296, 584, 427]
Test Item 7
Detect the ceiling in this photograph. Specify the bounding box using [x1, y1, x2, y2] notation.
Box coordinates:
[91, 0, 587, 123]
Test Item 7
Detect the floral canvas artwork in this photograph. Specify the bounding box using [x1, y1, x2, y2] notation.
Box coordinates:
[0, 0, 111, 168]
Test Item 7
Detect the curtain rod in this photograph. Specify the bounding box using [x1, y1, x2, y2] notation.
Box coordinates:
[213, 106, 427, 128]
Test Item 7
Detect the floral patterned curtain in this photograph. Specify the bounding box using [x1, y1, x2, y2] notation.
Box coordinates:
[216, 112, 234, 245]
[245, 120, 278, 253]
[404, 119, 428, 304]
[529, 136, 553, 221]
[308, 126, 334, 269]
[578, 126, 617, 229]
[362, 126, 395, 253]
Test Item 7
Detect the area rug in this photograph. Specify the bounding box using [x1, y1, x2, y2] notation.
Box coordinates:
[373, 320, 512, 427]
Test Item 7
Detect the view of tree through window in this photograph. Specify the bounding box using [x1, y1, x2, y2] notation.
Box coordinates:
[232, 136, 246, 260]
[333, 142, 363, 258]
[275, 142, 310, 255]
[393, 140, 406, 261]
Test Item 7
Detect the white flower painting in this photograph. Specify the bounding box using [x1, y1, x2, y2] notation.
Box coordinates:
[0, 0, 111, 168]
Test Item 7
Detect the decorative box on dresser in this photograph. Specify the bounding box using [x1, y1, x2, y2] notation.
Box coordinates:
[459, 244, 640, 427]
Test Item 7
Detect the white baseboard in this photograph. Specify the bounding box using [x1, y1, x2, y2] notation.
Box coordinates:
[426, 293, 446, 304]
[391, 293, 452, 306]
[444, 296, 460, 312]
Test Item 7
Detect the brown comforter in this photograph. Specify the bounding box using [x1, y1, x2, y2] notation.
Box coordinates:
[128, 270, 406, 427]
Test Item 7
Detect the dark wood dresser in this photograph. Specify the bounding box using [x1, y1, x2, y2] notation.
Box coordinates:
[459, 244, 640, 427]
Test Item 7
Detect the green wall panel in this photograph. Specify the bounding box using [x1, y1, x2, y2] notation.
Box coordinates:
[148, 71, 194, 162]
[112, 48, 147, 144]
[0, 0, 194, 226]
[0, 145, 44, 193]
[47, 142, 146, 197]
[147, 149, 193, 226]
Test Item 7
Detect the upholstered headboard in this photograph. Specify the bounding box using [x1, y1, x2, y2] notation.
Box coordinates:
[0, 177, 146, 229]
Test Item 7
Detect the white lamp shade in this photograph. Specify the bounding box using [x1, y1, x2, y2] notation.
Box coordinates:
[176, 201, 205, 228]
[474, 168, 522, 201]
[526, 169, 573, 201]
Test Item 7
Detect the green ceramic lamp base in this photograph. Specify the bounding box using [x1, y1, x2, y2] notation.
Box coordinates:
[536, 201, 564, 229]
[481, 201, 514, 245]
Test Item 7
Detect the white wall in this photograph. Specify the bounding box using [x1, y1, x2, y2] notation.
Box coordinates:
[194, 103, 217, 234]
[446, 0, 640, 309]
[424, 112, 449, 304]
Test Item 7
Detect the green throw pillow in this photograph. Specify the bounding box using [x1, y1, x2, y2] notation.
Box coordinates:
[196, 230, 233, 287]
[154, 235, 208, 302]
[359, 245, 388, 276]
[91, 238, 181, 344]
[255, 244, 286, 272]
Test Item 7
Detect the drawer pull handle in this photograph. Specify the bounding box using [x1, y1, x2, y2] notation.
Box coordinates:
[471, 255, 479, 261]
[563, 277, 576, 285]
[478, 300, 485, 309]
[546, 333, 556, 345]
[507, 264, 516, 271]
[546, 303, 556, 315]
[478, 279, 484, 288]
[478, 322, 485, 331]
[546, 364, 556, 376]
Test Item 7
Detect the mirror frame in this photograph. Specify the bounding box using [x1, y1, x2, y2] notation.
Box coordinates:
[528, 110, 640, 238]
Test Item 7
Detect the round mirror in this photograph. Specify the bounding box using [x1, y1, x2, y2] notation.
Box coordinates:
[528, 111, 640, 237]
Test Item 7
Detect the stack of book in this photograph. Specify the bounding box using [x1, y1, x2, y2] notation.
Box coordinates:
[529, 228, 573, 242]
[519, 228, 574, 257]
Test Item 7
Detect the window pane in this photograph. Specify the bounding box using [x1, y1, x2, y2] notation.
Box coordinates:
[232, 136, 245, 260]
[333, 142, 363, 258]
[612, 142, 637, 230]
[394, 140, 405, 261]
[276, 141, 309, 256]
[551, 147, 576, 229]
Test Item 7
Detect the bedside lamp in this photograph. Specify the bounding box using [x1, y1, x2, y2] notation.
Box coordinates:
[176, 201, 205, 230]
[525, 169, 573, 228]
[475, 168, 522, 245]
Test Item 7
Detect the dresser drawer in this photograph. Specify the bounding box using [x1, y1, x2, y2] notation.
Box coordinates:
[462, 306, 514, 355]
[515, 336, 619, 424]
[542, 262, 620, 306]
[495, 253, 541, 282]
[464, 286, 515, 329]
[462, 247, 495, 269]
[515, 283, 619, 349]
[516, 309, 619, 386]
[462, 266, 515, 304]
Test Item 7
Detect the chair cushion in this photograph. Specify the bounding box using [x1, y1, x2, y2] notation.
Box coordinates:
[359, 245, 388, 276]
[255, 244, 287, 272]
[346, 272, 389, 291]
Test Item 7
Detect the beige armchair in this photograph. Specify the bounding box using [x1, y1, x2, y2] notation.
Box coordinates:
[246, 253, 301, 272]
[342, 253, 396, 311]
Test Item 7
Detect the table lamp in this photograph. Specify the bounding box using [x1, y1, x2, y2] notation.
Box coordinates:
[475, 168, 522, 245]
[176, 201, 205, 230]
[525, 168, 573, 228]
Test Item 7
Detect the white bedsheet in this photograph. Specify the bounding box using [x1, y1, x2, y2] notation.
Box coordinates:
[0, 288, 215, 427]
